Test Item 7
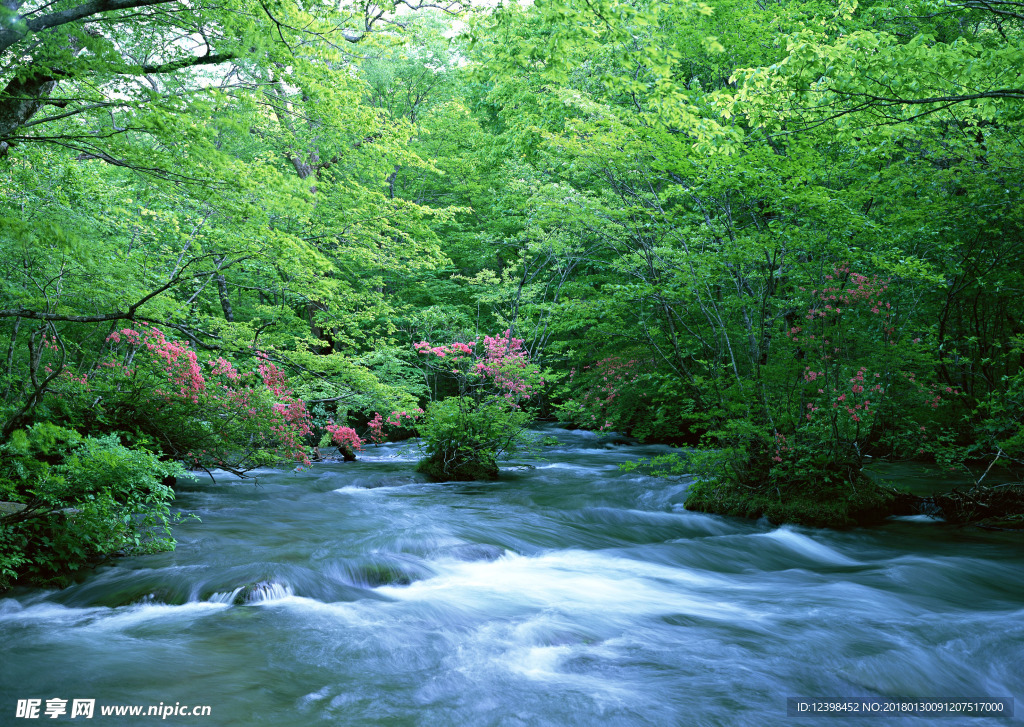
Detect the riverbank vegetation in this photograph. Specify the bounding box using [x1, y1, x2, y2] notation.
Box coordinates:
[1, 0, 1022, 586]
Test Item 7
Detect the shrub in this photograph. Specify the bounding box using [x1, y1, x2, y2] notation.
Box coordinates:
[665, 266, 957, 526]
[0, 423, 184, 589]
[970, 334, 1024, 468]
[413, 331, 542, 480]
[60, 326, 314, 473]
[625, 442, 897, 528]
[770, 266, 961, 466]
[324, 424, 363, 461]
[366, 409, 423, 443]
[415, 398, 531, 480]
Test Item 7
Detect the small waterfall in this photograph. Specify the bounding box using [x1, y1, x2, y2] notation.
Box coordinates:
[208, 581, 294, 604]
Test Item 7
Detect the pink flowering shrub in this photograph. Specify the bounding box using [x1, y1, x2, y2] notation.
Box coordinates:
[67, 326, 313, 473]
[413, 331, 543, 480]
[777, 265, 960, 466]
[365, 409, 423, 444]
[558, 357, 644, 433]
[682, 265, 963, 526]
[413, 331, 542, 407]
[324, 424, 362, 461]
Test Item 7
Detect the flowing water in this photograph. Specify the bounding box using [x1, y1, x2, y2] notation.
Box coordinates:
[1, 428, 1022, 726]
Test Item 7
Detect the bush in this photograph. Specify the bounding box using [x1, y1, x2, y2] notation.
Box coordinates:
[626, 428, 898, 528]
[323, 424, 363, 461]
[55, 326, 314, 473]
[412, 331, 542, 480]
[557, 357, 709, 442]
[634, 266, 955, 527]
[0, 423, 184, 589]
[970, 334, 1024, 468]
[415, 398, 530, 481]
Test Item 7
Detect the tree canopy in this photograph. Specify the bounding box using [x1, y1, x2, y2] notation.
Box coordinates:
[1, 0, 1022, 585]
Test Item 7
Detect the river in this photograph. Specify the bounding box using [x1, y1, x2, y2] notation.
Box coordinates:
[1, 428, 1021, 725]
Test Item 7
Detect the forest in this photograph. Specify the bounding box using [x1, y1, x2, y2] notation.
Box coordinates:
[0, 0, 1022, 589]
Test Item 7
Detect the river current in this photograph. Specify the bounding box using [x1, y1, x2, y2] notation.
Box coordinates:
[1, 428, 1022, 726]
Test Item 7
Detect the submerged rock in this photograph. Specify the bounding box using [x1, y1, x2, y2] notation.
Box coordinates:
[437, 543, 506, 562]
[329, 555, 435, 588]
[232, 581, 293, 604]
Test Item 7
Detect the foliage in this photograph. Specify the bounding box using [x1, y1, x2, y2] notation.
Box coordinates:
[624, 444, 896, 528]
[366, 409, 423, 444]
[683, 470, 897, 528]
[1, 0, 1023, 594]
[557, 356, 710, 442]
[558, 357, 648, 433]
[413, 331, 542, 480]
[56, 326, 315, 473]
[416, 397, 531, 481]
[765, 266, 963, 466]
[725, 0, 1024, 135]
[970, 335, 1024, 468]
[0, 423, 185, 588]
[453, 0, 1023, 521]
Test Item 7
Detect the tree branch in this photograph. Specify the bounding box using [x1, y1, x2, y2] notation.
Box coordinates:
[0, 0, 178, 53]
[0, 0, 176, 54]
[138, 52, 235, 75]
[0, 254, 252, 324]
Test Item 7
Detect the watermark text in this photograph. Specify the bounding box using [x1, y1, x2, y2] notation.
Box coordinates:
[16, 699, 211, 719]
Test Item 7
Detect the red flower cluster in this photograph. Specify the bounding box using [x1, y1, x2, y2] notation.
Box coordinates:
[415, 330, 541, 407]
[100, 326, 313, 468]
[325, 424, 362, 451]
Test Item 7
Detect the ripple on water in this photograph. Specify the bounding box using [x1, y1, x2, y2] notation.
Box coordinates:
[3, 436, 1023, 727]
[376, 550, 763, 628]
[755, 526, 864, 566]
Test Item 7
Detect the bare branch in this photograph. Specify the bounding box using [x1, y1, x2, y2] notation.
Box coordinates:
[0, 253, 253, 324]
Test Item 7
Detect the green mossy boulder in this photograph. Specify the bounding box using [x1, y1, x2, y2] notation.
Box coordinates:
[416, 453, 500, 482]
[685, 472, 896, 528]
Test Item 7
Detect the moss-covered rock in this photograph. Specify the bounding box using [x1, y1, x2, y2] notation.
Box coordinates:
[416, 453, 499, 482]
[684, 472, 897, 528]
